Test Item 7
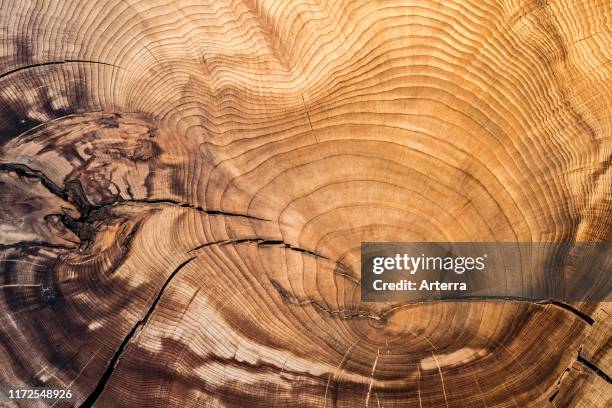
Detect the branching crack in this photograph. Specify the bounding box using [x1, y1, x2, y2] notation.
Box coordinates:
[549, 344, 612, 401]
[0, 163, 269, 249]
[79, 256, 197, 407]
[0, 162, 96, 244]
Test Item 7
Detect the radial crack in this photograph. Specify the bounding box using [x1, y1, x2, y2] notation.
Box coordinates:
[324, 340, 360, 408]
[301, 94, 318, 142]
[79, 256, 197, 407]
[576, 353, 612, 384]
[364, 348, 380, 407]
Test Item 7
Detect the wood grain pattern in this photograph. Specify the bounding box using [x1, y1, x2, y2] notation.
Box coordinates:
[0, 0, 610, 406]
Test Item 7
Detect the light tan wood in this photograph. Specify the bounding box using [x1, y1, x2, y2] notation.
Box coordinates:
[0, 0, 610, 406]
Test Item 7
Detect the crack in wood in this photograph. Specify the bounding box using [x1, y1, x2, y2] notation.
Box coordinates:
[269, 279, 383, 321]
[0, 163, 270, 249]
[301, 94, 318, 142]
[549, 340, 612, 402]
[79, 256, 197, 407]
[188, 237, 328, 259]
[0, 60, 122, 80]
[536, 300, 594, 325]
[548, 388, 559, 402]
[0, 163, 68, 201]
[576, 353, 611, 384]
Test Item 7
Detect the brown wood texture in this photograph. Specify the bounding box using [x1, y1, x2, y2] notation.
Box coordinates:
[0, 0, 611, 407]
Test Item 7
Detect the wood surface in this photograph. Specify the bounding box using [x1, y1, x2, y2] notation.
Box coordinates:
[0, 0, 611, 407]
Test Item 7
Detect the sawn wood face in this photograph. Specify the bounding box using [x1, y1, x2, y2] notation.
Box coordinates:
[0, 1, 610, 407]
